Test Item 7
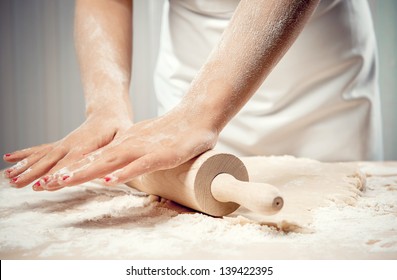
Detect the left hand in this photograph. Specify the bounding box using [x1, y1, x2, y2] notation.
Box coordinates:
[37, 107, 219, 190]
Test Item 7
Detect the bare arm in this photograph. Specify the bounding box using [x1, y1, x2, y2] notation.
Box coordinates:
[178, 0, 319, 133]
[4, 0, 134, 189]
[75, 0, 133, 119]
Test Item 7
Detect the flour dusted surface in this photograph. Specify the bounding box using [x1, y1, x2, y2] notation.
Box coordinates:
[0, 158, 396, 259]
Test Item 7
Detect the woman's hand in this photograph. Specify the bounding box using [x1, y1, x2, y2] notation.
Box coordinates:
[3, 112, 132, 189]
[34, 107, 218, 191]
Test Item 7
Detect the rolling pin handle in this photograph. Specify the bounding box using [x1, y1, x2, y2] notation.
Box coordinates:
[211, 173, 283, 215]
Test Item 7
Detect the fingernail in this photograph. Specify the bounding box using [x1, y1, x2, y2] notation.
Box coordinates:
[41, 177, 53, 190]
[62, 175, 70, 181]
[103, 174, 119, 184]
[32, 181, 41, 191]
[5, 169, 13, 177]
[38, 176, 51, 189]
[42, 176, 50, 183]
[104, 176, 112, 183]
[3, 169, 13, 179]
[10, 176, 19, 185]
[4, 153, 12, 157]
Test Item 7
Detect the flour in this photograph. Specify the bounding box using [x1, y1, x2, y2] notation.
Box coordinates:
[74, 8, 131, 116]
[49, 152, 102, 185]
[310, 173, 397, 254]
[21, 167, 32, 176]
[82, 16, 128, 89]
[0, 160, 396, 259]
[9, 158, 28, 171]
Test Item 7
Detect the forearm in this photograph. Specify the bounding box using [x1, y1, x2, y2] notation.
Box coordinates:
[74, 0, 133, 119]
[178, 0, 319, 132]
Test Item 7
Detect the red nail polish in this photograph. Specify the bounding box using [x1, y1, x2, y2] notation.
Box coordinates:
[11, 177, 19, 183]
[104, 177, 111, 182]
[33, 181, 41, 187]
[62, 175, 70, 181]
[4, 153, 12, 157]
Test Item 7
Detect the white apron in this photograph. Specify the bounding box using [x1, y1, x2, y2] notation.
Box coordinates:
[153, 0, 384, 161]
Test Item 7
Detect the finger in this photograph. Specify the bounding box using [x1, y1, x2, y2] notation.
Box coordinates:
[43, 147, 141, 190]
[3, 143, 53, 163]
[102, 151, 182, 186]
[32, 175, 51, 191]
[11, 147, 68, 188]
[32, 175, 68, 192]
[33, 149, 89, 190]
[5, 145, 54, 179]
[4, 159, 29, 179]
[47, 149, 87, 174]
[32, 149, 84, 191]
[47, 139, 114, 175]
[33, 182, 65, 192]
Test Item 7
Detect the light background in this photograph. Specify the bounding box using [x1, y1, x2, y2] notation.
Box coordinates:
[0, 0, 396, 170]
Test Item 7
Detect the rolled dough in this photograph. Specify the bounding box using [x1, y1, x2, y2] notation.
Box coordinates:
[226, 156, 366, 232]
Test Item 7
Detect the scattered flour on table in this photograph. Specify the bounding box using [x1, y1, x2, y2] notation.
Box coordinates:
[0, 161, 396, 259]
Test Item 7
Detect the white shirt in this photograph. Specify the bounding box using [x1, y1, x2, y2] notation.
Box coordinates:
[154, 0, 383, 161]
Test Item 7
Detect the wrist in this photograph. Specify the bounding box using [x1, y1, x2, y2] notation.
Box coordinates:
[85, 92, 133, 121]
[170, 101, 223, 138]
[176, 79, 238, 134]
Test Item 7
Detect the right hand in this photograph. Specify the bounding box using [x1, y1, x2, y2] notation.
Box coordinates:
[3, 112, 133, 190]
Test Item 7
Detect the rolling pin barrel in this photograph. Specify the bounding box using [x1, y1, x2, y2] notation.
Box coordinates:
[127, 151, 284, 217]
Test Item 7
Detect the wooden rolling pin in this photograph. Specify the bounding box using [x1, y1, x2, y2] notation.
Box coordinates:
[126, 151, 283, 217]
